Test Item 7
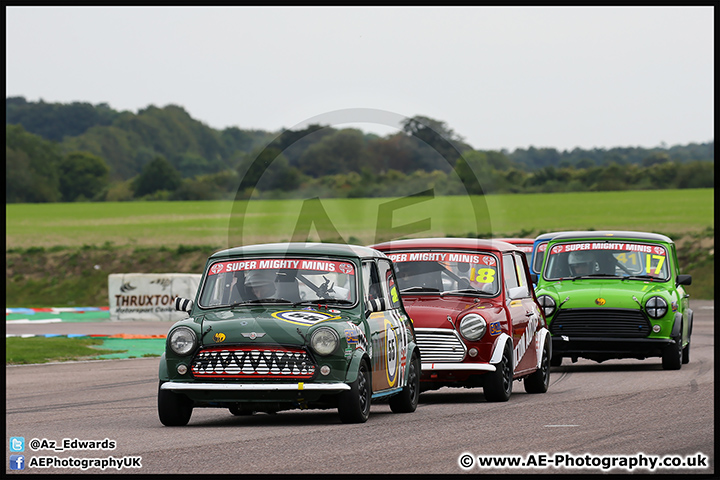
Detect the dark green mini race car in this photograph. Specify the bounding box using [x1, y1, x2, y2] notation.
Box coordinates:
[158, 242, 420, 425]
[534, 231, 693, 370]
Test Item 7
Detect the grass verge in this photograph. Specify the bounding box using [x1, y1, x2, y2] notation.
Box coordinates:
[5, 337, 126, 365]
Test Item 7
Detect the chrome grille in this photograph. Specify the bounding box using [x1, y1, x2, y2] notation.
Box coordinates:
[550, 308, 651, 338]
[191, 346, 316, 379]
[415, 328, 467, 362]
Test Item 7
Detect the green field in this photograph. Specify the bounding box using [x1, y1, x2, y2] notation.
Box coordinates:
[5, 189, 714, 249]
[6, 189, 714, 303]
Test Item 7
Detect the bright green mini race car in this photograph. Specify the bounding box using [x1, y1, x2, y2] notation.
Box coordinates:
[534, 231, 693, 370]
[158, 242, 420, 425]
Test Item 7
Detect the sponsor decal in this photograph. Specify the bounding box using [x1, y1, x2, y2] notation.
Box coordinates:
[513, 314, 539, 370]
[271, 310, 340, 326]
[207, 259, 355, 276]
[345, 329, 359, 344]
[489, 321, 502, 336]
[550, 242, 665, 255]
[388, 251, 497, 267]
[595, 298, 606, 306]
[213, 332, 226, 343]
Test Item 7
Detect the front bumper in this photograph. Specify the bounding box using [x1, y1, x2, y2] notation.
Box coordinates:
[161, 381, 350, 392]
[421, 362, 495, 373]
[552, 336, 675, 360]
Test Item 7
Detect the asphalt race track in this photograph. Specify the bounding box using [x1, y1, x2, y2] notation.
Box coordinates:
[6, 300, 714, 475]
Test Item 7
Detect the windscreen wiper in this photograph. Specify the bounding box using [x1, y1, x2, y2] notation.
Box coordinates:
[571, 274, 621, 281]
[230, 298, 293, 307]
[622, 275, 660, 282]
[400, 286, 440, 293]
[292, 298, 354, 307]
[440, 288, 483, 297]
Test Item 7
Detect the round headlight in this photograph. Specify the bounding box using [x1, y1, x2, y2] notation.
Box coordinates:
[459, 314, 487, 341]
[168, 326, 197, 356]
[310, 327, 339, 356]
[537, 295, 556, 318]
[645, 296, 668, 319]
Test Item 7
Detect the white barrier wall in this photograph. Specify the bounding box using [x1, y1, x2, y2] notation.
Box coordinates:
[108, 273, 202, 321]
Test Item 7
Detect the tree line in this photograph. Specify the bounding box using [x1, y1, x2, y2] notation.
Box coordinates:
[5, 96, 714, 203]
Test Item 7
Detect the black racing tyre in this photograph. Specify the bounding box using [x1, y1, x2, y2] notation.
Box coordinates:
[338, 361, 371, 423]
[484, 343, 513, 402]
[158, 382, 193, 426]
[524, 338, 550, 394]
[662, 336, 683, 370]
[682, 341, 690, 365]
[550, 352, 562, 367]
[389, 353, 420, 413]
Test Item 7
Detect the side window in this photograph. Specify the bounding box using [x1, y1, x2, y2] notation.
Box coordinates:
[503, 254, 519, 292]
[362, 260, 386, 309]
[513, 252, 530, 298]
[378, 259, 401, 309]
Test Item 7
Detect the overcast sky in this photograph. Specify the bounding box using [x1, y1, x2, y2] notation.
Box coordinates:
[6, 6, 714, 152]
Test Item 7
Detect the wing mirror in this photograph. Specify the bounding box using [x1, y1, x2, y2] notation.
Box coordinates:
[174, 297, 193, 313]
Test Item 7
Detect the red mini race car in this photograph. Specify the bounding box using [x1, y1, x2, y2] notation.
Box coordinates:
[371, 238, 551, 401]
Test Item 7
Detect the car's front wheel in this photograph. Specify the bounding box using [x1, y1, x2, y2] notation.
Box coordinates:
[662, 336, 683, 370]
[338, 361, 371, 423]
[389, 352, 420, 413]
[158, 382, 193, 426]
[682, 340, 690, 364]
[524, 338, 550, 394]
[484, 343, 513, 402]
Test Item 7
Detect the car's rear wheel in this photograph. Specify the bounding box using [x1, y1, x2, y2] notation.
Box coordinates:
[682, 340, 690, 364]
[524, 338, 550, 394]
[158, 382, 193, 426]
[338, 361, 371, 423]
[662, 336, 683, 370]
[389, 352, 420, 413]
[484, 343, 513, 402]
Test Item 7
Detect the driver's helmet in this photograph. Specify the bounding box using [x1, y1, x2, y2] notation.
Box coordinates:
[568, 251, 596, 275]
[244, 270, 276, 288]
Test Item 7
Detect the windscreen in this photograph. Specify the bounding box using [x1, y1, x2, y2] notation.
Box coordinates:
[385, 251, 500, 296]
[543, 241, 670, 281]
[198, 258, 357, 308]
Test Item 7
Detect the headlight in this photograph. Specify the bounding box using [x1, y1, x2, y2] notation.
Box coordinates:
[459, 314, 487, 341]
[537, 295, 556, 318]
[310, 327, 339, 356]
[168, 326, 197, 356]
[645, 296, 668, 319]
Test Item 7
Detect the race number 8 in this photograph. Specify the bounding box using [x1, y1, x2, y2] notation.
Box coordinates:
[470, 267, 496, 284]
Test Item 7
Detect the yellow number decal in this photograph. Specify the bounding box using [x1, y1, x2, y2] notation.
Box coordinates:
[475, 268, 495, 284]
[645, 254, 665, 274]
